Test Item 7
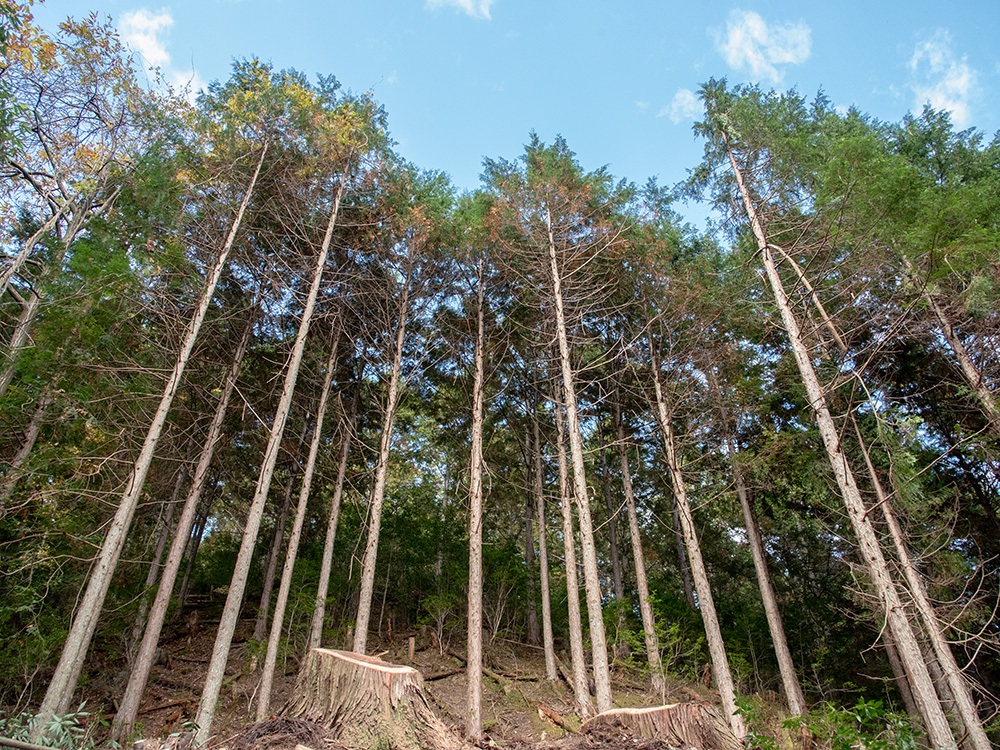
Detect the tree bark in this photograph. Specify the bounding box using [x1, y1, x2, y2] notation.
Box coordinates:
[582, 704, 742, 750]
[195, 160, 347, 745]
[35, 143, 267, 739]
[554, 394, 592, 717]
[614, 397, 664, 694]
[546, 207, 612, 714]
[257, 327, 342, 718]
[530, 405, 558, 682]
[466, 264, 486, 739]
[113, 316, 252, 742]
[883, 630, 922, 728]
[853, 417, 990, 750]
[721, 134, 957, 750]
[649, 354, 745, 740]
[352, 239, 414, 655]
[285, 649, 467, 750]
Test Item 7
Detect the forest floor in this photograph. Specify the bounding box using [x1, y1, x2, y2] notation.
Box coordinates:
[85, 611, 748, 750]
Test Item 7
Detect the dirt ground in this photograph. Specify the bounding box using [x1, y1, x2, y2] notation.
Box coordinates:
[99, 614, 725, 750]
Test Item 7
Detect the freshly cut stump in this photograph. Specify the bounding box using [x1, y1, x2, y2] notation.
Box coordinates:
[284, 648, 466, 750]
[581, 704, 742, 750]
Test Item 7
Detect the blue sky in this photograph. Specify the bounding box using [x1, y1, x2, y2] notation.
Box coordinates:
[35, 1, 1000, 227]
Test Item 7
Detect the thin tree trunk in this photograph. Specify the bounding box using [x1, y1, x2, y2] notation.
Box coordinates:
[649, 354, 745, 740]
[554, 397, 592, 718]
[531, 405, 558, 681]
[673, 500, 696, 610]
[853, 417, 990, 750]
[253, 471, 297, 642]
[901, 256, 1000, 436]
[34, 144, 267, 737]
[177, 504, 209, 612]
[601, 441, 625, 603]
[195, 160, 348, 745]
[883, 630, 922, 728]
[721, 135, 957, 750]
[732, 452, 805, 716]
[127, 466, 185, 662]
[614, 397, 664, 694]
[257, 327, 342, 717]
[524, 425, 540, 647]
[352, 240, 414, 656]
[0, 288, 40, 400]
[466, 263, 486, 739]
[308, 387, 357, 650]
[709, 372, 806, 716]
[0, 383, 53, 505]
[546, 207, 612, 714]
[0, 196, 75, 300]
[112, 317, 252, 742]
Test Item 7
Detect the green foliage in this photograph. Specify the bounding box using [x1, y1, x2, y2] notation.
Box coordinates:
[785, 699, 918, 750]
[0, 704, 104, 750]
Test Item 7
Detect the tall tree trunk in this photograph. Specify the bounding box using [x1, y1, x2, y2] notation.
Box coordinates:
[127, 466, 185, 663]
[524, 424, 541, 647]
[112, 317, 252, 742]
[883, 630, 922, 728]
[721, 135, 958, 750]
[253, 469, 298, 642]
[546, 207, 612, 713]
[531, 405, 558, 681]
[257, 327, 342, 718]
[194, 161, 347, 745]
[34, 144, 267, 737]
[0, 383, 53, 505]
[614, 398, 664, 694]
[352, 240, 414, 656]
[673, 499, 696, 610]
[0, 287, 40, 400]
[308, 386, 357, 650]
[852, 417, 990, 750]
[732, 453, 805, 716]
[710, 373, 806, 716]
[466, 264, 486, 739]
[554, 396, 592, 718]
[601, 440, 626, 601]
[649, 354, 745, 740]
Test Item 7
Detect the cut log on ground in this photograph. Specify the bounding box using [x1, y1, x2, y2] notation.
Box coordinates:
[581, 704, 742, 750]
[284, 648, 468, 750]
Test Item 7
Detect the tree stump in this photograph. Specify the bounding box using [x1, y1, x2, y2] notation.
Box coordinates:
[581, 704, 742, 750]
[283, 648, 467, 750]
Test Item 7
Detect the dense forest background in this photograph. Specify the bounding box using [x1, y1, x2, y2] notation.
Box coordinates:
[1, 4, 998, 749]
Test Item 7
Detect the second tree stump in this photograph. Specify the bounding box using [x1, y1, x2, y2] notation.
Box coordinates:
[283, 648, 466, 750]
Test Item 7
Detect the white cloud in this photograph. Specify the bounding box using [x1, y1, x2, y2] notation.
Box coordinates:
[635, 100, 650, 113]
[120, 8, 173, 68]
[658, 88, 702, 124]
[909, 29, 977, 128]
[119, 8, 205, 102]
[714, 10, 811, 84]
[426, 0, 493, 20]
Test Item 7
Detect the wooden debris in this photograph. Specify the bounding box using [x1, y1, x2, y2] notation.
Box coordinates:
[581, 703, 742, 750]
[284, 648, 469, 750]
[537, 703, 572, 731]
